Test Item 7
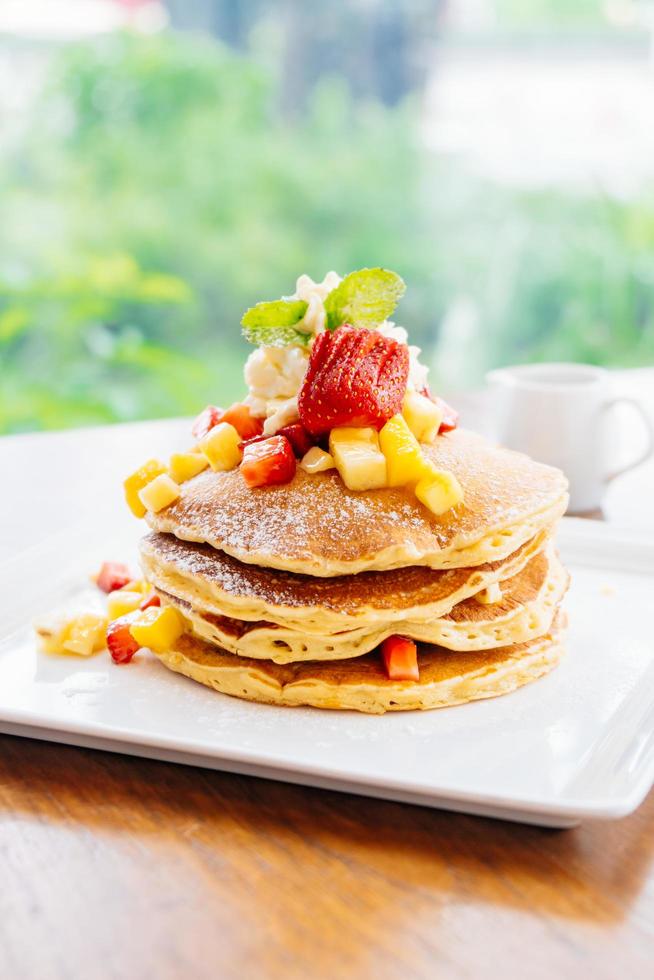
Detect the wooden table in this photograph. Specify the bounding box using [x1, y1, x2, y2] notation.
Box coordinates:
[2, 386, 654, 979]
[1, 735, 653, 980]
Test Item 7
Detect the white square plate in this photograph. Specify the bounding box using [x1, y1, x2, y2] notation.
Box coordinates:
[1, 517, 653, 828]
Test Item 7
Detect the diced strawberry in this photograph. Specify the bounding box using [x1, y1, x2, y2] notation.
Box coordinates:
[191, 405, 223, 440]
[381, 635, 419, 682]
[139, 592, 161, 611]
[240, 435, 296, 488]
[221, 403, 264, 441]
[96, 561, 132, 594]
[433, 396, 459, 433]
[298, 325, 409, 436]
[106, 613, 141, 664]
[277, 423, 314, 458]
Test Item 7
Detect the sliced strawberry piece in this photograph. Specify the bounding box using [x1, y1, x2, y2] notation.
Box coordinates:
[240, 435, 296, 488]
[139, 592, 161, 611]
[277, 423, 314, 458]
[96, 561, 132, 594]
[381, 635, 419, 682]
[433, 396, 459, 433]
[221, 403, 264, 441]
[191, 405, 223, 440]
[106, 613, 141, 664]
[298, 325, 409, 436]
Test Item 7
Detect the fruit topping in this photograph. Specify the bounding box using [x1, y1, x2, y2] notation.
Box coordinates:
[138, 473, 181, 514]
[36, 613, 108, 657]
[192, 403, 263, 442]
[298, 325, 409, 437]
[381, 636, 419, 682]
[191, 405, 223, 440]
[129, 605, 184, 652]
[402, 390, 443, 444]
[139, 592, 161, 611]
[96, 561, 132, 594]
[240, 435, 296, 488]
[277, 423, 314, 458]
[300, 447, 335, 474]
[106, 613, 141, 664]
[221, 403, 265, 441]
[168, 452, 209, 484]
[434, 396, 459, 433]
[379, 414, 431, 487]
[415, 469, 464, 517]
[107, 590, 144, 620]
[200, 422, 243, 471]
[328, 427, 387, 491]
[124, 459, 167, 518]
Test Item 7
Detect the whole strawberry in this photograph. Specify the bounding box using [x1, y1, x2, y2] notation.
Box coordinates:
[298, 325, 410, 437]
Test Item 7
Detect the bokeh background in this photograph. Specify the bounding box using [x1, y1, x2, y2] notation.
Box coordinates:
[2, 0, 654, 434]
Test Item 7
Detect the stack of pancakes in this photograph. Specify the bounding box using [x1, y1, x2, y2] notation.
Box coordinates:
[141, 429, 569, 713]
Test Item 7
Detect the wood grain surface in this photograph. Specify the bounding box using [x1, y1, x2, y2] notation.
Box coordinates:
[1, 735, 652, 980]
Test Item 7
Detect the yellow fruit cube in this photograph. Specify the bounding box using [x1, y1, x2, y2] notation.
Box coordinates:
[169, 451, 209, 484]
[36, 612, 107, 656]
[107, 590, 144, 619]
[129, 605, 184, 652]
[402, 390, 443, 444]
[34, 615, 73, 654]
[62, 613, 108, 657]
[120, 579, 149, 595]
[300, 447, 335, 474]
[415, 469, 464, 517]
[200, 422, 242, 471]
[124, 459, 167, 518]
[138, 473, 181, 514]
[329, 427, 387, 491]
[379, 414, 432, 487]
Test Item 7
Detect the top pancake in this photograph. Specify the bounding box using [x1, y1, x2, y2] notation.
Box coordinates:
[146, 428, 568, 575]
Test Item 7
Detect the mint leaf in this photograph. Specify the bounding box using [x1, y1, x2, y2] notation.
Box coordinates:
[241, 299, 309, 347]
[324, 268, 406, 331]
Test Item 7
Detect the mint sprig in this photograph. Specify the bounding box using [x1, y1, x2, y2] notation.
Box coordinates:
[324, 268, 405, 331]
[241, 299, 310, 347]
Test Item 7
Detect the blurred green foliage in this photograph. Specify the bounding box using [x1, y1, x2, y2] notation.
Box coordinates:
[0, 30, 653, 434]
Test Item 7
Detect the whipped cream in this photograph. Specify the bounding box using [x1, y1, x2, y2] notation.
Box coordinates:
[243, 272, 430, 434]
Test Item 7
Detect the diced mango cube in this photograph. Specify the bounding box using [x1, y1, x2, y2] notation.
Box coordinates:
[329, 427, 387, 491]
[300, 447, 335, 474]
[124, 459, 167, 518]
[36, 613, 107, 656]
[129, 605, 184, 652]
[62, 613, 109, 656]
[35, 615, 73, 654]
[415, 469, 464, 516]
[379, 414, 432, 487]
[169, 451, 209, 484]
[402, 390, 443, 444]
[107, 589, 144, 619]
[200, 422, 242, 472]
[138, 473, 181, 514]
[120, 579, 149, 595]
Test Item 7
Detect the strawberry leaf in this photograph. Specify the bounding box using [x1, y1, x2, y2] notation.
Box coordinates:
[324, 268, 406, 331]
[241, 299, 309, 347]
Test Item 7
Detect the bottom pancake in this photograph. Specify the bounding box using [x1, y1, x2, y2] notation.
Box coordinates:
[154, 616, 565, 714]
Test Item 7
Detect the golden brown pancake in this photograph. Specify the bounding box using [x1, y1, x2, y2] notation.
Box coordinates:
[154, 615, 565, 714]
[139, 526, 550, 632]
[155, 547, 568, 664]
[145, 428, 568, 575]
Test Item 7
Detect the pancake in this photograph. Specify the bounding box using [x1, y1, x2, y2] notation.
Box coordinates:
[157, 548, 568, 664]
[145, 428, 568, 575]
[154, 615, 565, 714]
[139, 526, 550, 633]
